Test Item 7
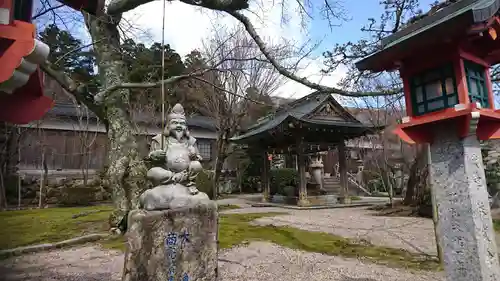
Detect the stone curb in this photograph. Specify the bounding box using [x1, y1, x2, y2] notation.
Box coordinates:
[250, 202, 381, 210]
[0, 233, 110, 258]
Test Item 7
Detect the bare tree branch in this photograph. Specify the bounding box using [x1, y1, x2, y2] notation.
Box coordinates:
[53, 38, 105, 67]
[94, 68, 212, 103]
[33, 4, 65, 20]
[193, 76, 266, 105]
[106, 0, 249, 16]
[40, 61, 107, 124]
[225, 10, 400, 97]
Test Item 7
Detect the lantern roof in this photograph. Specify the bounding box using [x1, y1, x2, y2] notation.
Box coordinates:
[356, 0, 500, 72]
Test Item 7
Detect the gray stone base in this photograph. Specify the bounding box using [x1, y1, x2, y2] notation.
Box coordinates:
[122, 201, 218, 281]
[271, 194, 338, 205]
[139, 183, 210, 211]
[430, 127, 500, 281]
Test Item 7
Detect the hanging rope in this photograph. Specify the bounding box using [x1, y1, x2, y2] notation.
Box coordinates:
[160, 0, 167, 150]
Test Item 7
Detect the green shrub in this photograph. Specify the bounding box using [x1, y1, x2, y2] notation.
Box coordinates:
[241, 174, 261, 193]
[58, 186, 101, 206]
[283, 185, 296, 197]
[196, 170, 215, 199]
[270, 168, 298, 195]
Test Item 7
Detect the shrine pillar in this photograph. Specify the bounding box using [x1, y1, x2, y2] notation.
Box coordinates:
[297, 143, 309, 206]
[261, 151, 271, 202]
[337, 141, 349, 204]
[429, 118, 500, 280]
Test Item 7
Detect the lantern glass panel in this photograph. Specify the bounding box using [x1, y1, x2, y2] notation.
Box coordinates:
[464, 60, 489, 108]
[425, 81, 443, 100]
[427, 99, 445, 111]
[445, 78, 454, 94]
[410, 63, 458, 116]
[448, 95, 457, 105]
[415, 87, 423, 103]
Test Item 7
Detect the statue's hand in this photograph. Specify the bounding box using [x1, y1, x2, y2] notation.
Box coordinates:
[149, 150, 166, 161]
[172, 171, 188, 183]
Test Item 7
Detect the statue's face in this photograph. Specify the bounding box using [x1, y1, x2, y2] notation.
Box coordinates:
[167, 118, 187, 140]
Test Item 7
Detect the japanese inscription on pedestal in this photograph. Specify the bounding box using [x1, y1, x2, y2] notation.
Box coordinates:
[165, 229, 191, 281]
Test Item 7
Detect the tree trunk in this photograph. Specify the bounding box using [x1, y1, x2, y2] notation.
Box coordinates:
[213, 137, 226, 199]
[0, 122, 14, 210]
[425, 143, 443, 264]
[380, 169, 394, 207]
[0, 129, 8, 210]
[39, 150, 45, 208]
[85, 13, 148, 230]
[0, 165, 6, 210]
[404, 144, 427, 205]
[17, 132, 21, 210]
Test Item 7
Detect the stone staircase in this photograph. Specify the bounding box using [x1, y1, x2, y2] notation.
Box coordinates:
[321, 164, 372, 196]
[322, 176, 366, 196]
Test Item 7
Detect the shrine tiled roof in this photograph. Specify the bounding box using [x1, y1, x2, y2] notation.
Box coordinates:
[383, 0, 499, 50]
[230, 91, 378, 143]
[45, 102, 217, 131]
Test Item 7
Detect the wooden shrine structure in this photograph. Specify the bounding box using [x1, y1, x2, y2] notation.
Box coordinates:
[230, 91, 379, 205]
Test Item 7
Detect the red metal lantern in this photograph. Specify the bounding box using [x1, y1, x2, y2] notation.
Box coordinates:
[356, 2, 500, 144]
[0, 0, 101, 124]
[0, 0, 54, 124]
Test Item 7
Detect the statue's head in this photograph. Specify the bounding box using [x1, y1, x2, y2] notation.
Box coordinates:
[166, 103, 189, 141]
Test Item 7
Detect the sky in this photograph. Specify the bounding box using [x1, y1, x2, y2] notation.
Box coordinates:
[35, 0, 437, 99]
[119, 0, 438, 99]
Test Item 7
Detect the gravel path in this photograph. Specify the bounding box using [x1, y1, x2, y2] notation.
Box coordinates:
[216, 198, 254, 208]
[223, 206, 437, 255]
[0, 243, 444, 281]
[0, 246, 123, 281]
[0, 202, 443, 280]
[220, 242, 444, 281]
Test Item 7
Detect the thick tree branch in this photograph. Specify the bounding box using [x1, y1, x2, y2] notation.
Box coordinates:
[94, 68, 213, 103]
[40, 61, 107, 124]
[33, 4, 64, 20]
[106, 0, 249, 15]
[225, 10, 399, 97]
[192, 76, 266, 105]
[53, 38, 105, 66]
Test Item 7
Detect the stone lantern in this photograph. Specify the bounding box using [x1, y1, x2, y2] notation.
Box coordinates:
[356, 1, 500, 280]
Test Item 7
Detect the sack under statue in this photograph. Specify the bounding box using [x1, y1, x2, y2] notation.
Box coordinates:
[139, 103, 210, 210]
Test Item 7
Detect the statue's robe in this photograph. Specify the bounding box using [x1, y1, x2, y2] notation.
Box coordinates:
[149, 134, 202, 161]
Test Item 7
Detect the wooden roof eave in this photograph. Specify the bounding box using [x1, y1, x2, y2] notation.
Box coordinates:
[230, 115, 293, 144]
[295, 118, 384, 139]
[356, 0, 500, 72]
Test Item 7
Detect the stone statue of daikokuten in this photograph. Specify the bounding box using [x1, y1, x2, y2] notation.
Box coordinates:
[139, 103, 210, 210]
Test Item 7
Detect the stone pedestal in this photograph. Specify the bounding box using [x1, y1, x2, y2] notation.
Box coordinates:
[122, 201, 218, 281]
[429, 127, 500, 281]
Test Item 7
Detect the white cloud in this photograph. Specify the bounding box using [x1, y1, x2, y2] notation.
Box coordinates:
[273, 58, 347, 99]
[121, 0, 347, 99]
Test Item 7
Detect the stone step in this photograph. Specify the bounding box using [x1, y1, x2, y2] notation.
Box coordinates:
[324, 178, 340, 183]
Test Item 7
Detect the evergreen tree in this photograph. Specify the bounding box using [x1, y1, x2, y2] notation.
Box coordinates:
[39, 24, 99, 93]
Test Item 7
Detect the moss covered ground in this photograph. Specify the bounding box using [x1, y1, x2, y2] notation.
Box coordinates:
[0, 205, 440, 271]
